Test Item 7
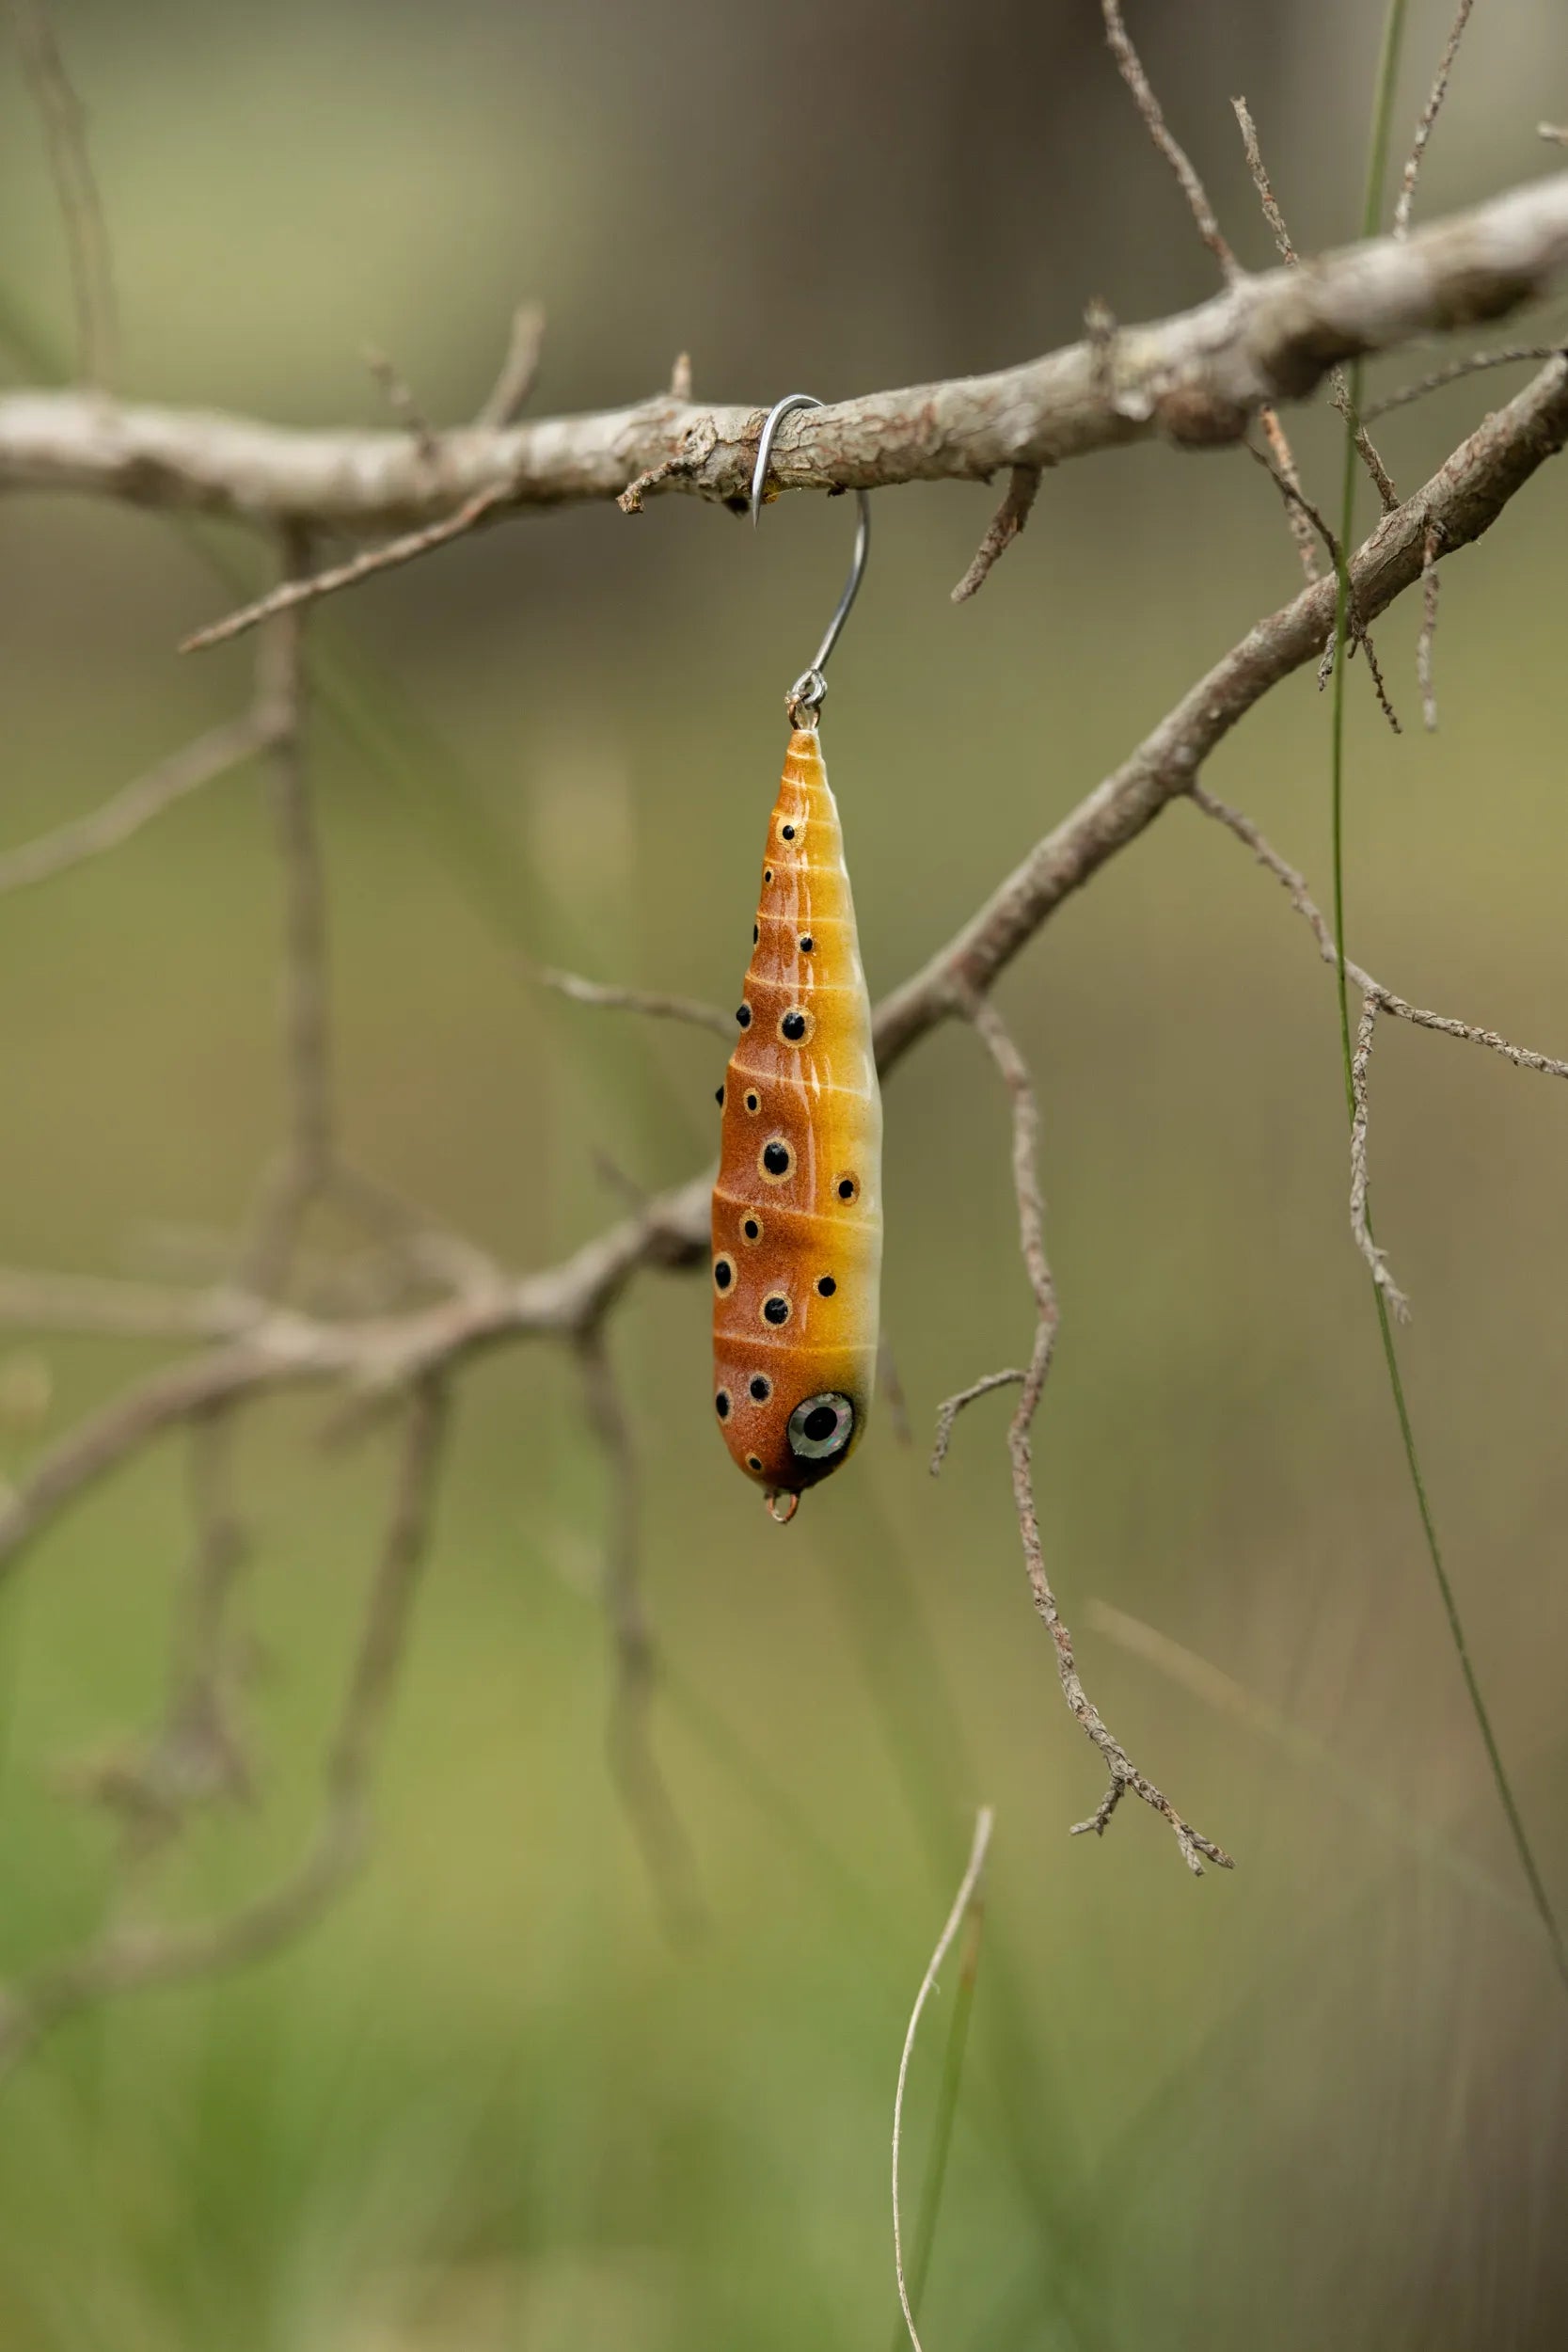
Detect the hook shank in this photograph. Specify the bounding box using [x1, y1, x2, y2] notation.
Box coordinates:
[751, 392, 871, 725]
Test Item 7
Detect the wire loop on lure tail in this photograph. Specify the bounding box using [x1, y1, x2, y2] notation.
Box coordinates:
[712, 396, 884, 1520]
[751, 393, 871, 727]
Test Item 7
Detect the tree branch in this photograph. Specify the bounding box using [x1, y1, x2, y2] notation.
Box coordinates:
[0, 173, 1565, 536]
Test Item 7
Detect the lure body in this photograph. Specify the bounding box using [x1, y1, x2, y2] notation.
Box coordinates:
[711, 726, 882, 1514]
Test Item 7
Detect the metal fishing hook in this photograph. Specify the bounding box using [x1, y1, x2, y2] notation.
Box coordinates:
[751, 392, 871, 727]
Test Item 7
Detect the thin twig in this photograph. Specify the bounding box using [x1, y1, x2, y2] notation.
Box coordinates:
[929, 1370, 1024, 1475]
[1232, 95, 1399, 510]
[1365, 344, 1564, 420]
[180, 485, 513, 655]
[893, 1805, 994, 2352]
[0, 710, 285, 895]
[238, 530, 331, 1297]
[475, 302, 546, 429]
[8, 0, 118, 388]
[576, 1326, 705, 1945]
[1349, 993, 1411, 1320]
[1394, 0, 1476, 240]
[1101, 1, 1238, 280]
[1245, 438, 1400, 728]
[363, 342, 439, 462]
[540, 967, 735, 1041]
[1188, 784, 1568, 1084]
[950, 464, 1043, 603]
[957, 991, 1232, 1874]
[0, 1379, 448, 2075]
[1418, 520, 1443, 730]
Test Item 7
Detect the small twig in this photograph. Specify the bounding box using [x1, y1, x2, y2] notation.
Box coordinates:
[1394, 1, 1477, 240]
[1246, 439, 1400, 728]
[1257, 406, 1322, 582]
[1231, 96, 1296, 263]
[958, 990, 1231, 1874]
[540, 966, 735, 1041]
[8, 0, 118, 389]
[0, 710, 285, 895]
[180, 485, 512, 654]
[1418, 520, 1443, 731]
[1349, 993, 1411, 1321]
[668, 350, 693, 402]
[475, 302, 546, 429]
[363, 342, 439, 462]
[928, 1370, 1023, 1475]
[238, 530, 330, 1298]
[1190, 783, 1568, 1088]
[576, 1326, 705, 1945]
[893, 1805, 994, 2352]
[1365, 344, 1565, 420]
[950, 464, 1042, 603]
[1101, 1, 1238, 281]
[0, 1380, 447, 2077]
[1232, 96, 1399, 510]
[616, 417, 720, 516]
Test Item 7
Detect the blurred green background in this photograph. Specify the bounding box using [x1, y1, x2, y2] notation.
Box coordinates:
[2, 1, 1567, 2344]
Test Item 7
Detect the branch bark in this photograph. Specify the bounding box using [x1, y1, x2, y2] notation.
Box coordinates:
[0, 172, 1565, 532]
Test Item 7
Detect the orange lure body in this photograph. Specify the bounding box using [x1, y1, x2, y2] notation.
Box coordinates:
[710, 727, 882, 1518]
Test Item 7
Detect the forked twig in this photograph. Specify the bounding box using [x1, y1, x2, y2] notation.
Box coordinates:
[951, 464, 1043, 603]
[947, 990, 1232, 1874]
[893, 1805, 993, 2352]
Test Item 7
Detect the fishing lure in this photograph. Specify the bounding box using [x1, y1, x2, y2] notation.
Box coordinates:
[712, 397, 882, 1524]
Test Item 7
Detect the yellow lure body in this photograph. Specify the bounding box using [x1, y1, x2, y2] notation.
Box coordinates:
[710, 727, 882, 1516]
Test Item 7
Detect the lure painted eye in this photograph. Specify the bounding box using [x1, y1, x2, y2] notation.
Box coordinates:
[746, 1453, 764, 1472]
[752, 923, 759, 944]
[779, 1009, 814, 1044]
[716, 1390, 731, 1420]
[816, 1275, 836, 1296]
[835, 1173, 860, 1202]
[781, 821, 797, 841]
[743, 1089, 761, 1115]
[760, 1138, 794, 1183]
[714, 1256, 735, 1293]
[764, 866, 773, 884]
[715, 1084, 724, 1106]
[761, 1294, 790, 1327]
[736, 1004, 752, 1028]
[741, 1215, 762, 1243]
[799, 935, 814, 953]
[787, 1391, 855, 1462]
[749, 1375, 771, 1403]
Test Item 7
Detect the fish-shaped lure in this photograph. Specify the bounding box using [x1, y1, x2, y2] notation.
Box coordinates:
[711, 726, 882, 1521]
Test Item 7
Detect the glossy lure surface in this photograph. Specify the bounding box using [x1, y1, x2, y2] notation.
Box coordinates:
[711, 726, 882, 1519]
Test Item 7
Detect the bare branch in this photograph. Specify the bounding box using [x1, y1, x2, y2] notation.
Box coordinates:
[1365, 342, 1565, 420]
[1101, 1, 1238, 282]
[1230, 96, 1399, 510]
[950, 464, 1043, 602]
[541, 967, 735, 1041]
[1349, 993, 1412, 1321]
[180, 485, 511, 653]
[955, 991, 1231, 1874]
[576, 1327, 705, 1945]
[0, 1379, 446, 2075]
[929, 1370, 1024, 1475]
[475, 302, 546, 429]
[363, 342, 439, 462]
[1394, 1, 1477, 241]
[0, 711, 282, 896]
[893, 1805, 994, 2352]
[3, 176, 1567, 532]
[1418, 520, 1444, 731]
[1190, 782, 1568, 1087]
[8, 0, 118, 389]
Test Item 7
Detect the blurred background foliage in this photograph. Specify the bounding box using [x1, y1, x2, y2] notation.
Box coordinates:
[1, 0, 1567, 2344]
